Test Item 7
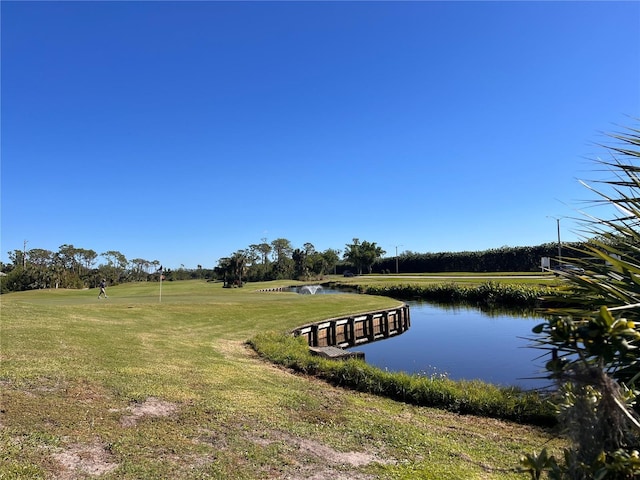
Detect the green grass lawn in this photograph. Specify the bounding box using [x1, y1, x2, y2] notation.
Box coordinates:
[1, 279, 563, 479]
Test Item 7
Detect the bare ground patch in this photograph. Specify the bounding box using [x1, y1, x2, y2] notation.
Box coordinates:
[249, 430, 394, 480]
[52, 439, 118, 479]
[254, 429, 394, 467]
[119, 396, 179, 427]
[194, 424, 393, 479]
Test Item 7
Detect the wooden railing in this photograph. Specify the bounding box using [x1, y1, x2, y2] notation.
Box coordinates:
[292, 304, 410, 348]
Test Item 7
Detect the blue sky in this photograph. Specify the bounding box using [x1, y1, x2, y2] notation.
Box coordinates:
[2, 1, 639, 269]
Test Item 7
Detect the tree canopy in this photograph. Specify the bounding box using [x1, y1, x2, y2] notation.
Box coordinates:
[343, 238, 386, 274]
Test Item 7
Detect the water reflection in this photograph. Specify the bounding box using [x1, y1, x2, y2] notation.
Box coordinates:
[350, 300, 551, 390]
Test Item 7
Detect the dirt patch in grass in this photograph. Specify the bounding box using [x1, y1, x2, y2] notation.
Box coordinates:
[292, 435, 389, 467]
[119, 396, 179, 427]
[284, 470, 375, 480]
[249, 429, 394, 479]
[47, 396, 180, 477]
[52, 439, 118, 479]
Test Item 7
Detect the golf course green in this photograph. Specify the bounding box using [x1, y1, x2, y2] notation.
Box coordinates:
[0, 279, 563, 479]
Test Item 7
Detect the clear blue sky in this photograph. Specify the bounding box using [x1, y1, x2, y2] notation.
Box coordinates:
[2, 1, 639, 269]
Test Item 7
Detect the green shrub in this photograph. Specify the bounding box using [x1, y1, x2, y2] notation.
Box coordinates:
[351, 282, 557, 309]
[522, 124, 640, 479]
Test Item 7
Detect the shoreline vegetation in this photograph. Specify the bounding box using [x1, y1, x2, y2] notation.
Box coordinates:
[248, 332, 556, 427]
[330, 280, 559, 310]
[1, 278, 565, 479]
[249, 278, 559, 427]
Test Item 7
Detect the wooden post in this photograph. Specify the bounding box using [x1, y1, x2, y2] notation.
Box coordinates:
[330, 320, 337, 346]
[348, 317, 355, 346]
[406, 305, 411, 329]
[382, 311, 389, 337]
[367, 314, 375, 341]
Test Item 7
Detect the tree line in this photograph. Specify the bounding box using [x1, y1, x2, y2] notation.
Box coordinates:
[0, 244, 213, 294]
[1, 238, 580, 293]
[0, 238, 387, 293]
[214, 238, 384, 287]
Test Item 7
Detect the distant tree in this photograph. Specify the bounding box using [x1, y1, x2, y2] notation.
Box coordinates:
[361, 241, 386, 274]
[302, 243, 319, 277]
[1, 267, 31, 293]
[50, 252, 66, 288]
[244, 248, 260, 270]
[26, 248, 54, 288]
[229, 250, 247, 286]
[28, 248, 53, 268]
[215, 257, 231, 285]
[216, 250, 247, 287]
[248, 240, 272, 280]
[343, 238, 386, 274]
[130, 258, 153, 281]
[53, 245, 94, 281]
[151, 260, 160, 273]
[322, 248, 341, 275]
[58, 244, 79, 272]
[55, 245, 85, 288]
[252, 240, 272, 266]
[101, 250, 127, 270]
[270, 238, 293, 279]
[343, 239, 361, 274]
[292, 248, 307, 279]
[270, 238, 292, 262]
[100, 250, 128, 283]
[171, 265, 192, 281]
[7, 249, 25, 270]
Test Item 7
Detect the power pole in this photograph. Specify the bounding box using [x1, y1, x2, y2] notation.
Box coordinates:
[556, 218, 562, 263]
[395, 245, 403, 274]
[547, 216, 564, 265]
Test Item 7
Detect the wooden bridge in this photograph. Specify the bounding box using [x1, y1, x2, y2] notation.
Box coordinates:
[292, 304, 410, 349]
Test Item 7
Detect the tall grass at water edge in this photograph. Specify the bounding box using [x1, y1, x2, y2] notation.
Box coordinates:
[247, 280, 560, 427]
[248, 331, 556, 427]
[342, 282, 560, 309]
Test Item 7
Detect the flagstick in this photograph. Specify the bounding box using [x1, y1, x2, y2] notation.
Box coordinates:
[159, 266, 163, 303]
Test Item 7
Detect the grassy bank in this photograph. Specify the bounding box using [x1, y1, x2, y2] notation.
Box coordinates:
[249, 332, 555, 426]
[1, 280, 563, 479]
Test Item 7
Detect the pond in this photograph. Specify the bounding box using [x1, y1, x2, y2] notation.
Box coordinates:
[348, 300, 551, 390]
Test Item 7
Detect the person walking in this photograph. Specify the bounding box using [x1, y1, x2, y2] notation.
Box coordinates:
[98, 279, 108, 299]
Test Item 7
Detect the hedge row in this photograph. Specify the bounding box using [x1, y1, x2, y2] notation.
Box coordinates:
[341, 282, 558, 309]
[374, 243, 587, 273]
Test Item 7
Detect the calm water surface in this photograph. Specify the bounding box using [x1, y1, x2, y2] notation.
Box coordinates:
[350, 301, 550, 390]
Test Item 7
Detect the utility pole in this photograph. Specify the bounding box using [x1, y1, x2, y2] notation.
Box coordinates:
[23, 239, 28, 268]
[395, 245, 403, 274]
[547, 216, 564, 264]
[556, 218, 562, 263]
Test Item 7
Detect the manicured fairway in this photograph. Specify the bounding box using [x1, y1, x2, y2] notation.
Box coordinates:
[1, 280, 563, 479]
